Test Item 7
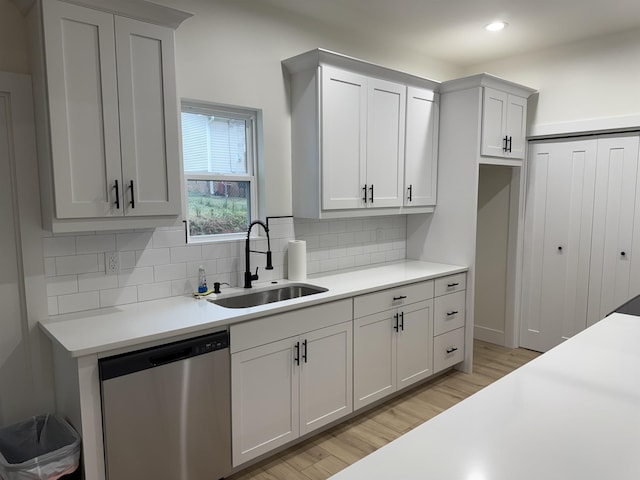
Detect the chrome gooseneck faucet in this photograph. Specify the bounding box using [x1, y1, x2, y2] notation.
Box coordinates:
[244, 220, 273, 288]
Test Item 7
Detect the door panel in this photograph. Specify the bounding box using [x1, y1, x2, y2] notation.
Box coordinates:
[481, 87, 507, 157]
[321, 66, 367, 210]
[43, 0, 121, 218]
[353, 311, 396, 410]
[520, 139, 596, 352]
[396, 300, 433, 389]
[366, 78, 405, 208]
[588, 135, 640, 326]
[299, 322, 352, 435]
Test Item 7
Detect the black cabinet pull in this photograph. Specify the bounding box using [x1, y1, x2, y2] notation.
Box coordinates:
[558, 246, 563, 252]
[399, 311, 404, 331]
[369, 184, 374, 203]
[621, 251, 627, 257]
[129, 179, 135, 208]
[503, 136, 508, 152]
[446, 311, 459, 316]
[393, 295, 407, 301]
[393, 313, 399, 332]
[408, 184, 413, 202]
[509, 136, 513, 152]
[446, 347, 458, 354]
[362, 184, 367, 203]
[113, 180, 120, 209]
[447, 282, 459, 288]
[302, 339, 308, 363]
[294, 341, 300, 366]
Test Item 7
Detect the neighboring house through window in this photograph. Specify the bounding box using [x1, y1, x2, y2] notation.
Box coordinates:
[181, 101, 258, 241]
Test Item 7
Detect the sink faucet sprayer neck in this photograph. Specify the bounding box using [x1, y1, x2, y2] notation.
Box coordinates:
[244, 220, 273, 288]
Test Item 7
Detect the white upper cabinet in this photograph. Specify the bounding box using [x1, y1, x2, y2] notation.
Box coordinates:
[481, 86, 528, 159]
[32, 0, 189, 232]
[404, 87, 439, 207]
[284, 49, 438, 218]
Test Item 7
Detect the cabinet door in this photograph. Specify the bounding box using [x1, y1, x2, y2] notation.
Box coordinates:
[321, 66, 367, 210]
[231, 337, 299, 466]
[353, 310, 396, 410]
[366, 78, 405, 208]
[43, 0, 122, 218]
[115, 17, 182, 216]
[588, 135, 640, 326]
[396, 300, 433, 390]
[480, 87, 508, 158]
[520, 139, 596, 352]
[299, 322, 352, 436]
[505, 94, 527, 159]
[404, 87, 438, 206]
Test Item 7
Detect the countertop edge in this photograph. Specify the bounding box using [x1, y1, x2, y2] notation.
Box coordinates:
[39, 260, 468, 358]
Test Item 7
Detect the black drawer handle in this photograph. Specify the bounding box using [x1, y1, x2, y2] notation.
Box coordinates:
[113, 180, 120, 209]
[446, 311, 459, 316]
[447, 283, 459, 288]
[129, 179, 135, 208]
[393, 313, 399, 332]
[302, 339, 308, 363]
[393, 295, 407, 301]
[446, 347, 458, 354]
[399, 311, 404, 331]
[294, 341, 300, 366]
[362, 184, 367, 203]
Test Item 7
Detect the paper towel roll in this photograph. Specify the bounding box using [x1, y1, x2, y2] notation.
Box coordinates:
[288, 240, 307, 281]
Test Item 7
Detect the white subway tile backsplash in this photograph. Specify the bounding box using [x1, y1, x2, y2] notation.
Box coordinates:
[136, 248, 170, 267]
[170, 245, 202, 263]
[137, 282, 172, 302]
[78, 272, 118, 292]
[154, 263, 187, 282]
[46, 275, 78, 297]
[118, 267, 154, 287]
[44, 216, 407, 316]
[43, 236, 75, 257]
[55, 254, 99, 276]
[44, 258, 56, 277]
[47, 297, 59, 316]
[152, 229, 185, 248]
[76, 234, 115, 254]
[116, 232, 153, 251]
[100, 286, 138, 308]
[58, 291, 100, 314]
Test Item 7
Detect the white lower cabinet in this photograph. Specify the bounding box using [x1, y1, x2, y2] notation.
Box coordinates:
[230, 300, 352, 467]
[432, 274, 467, 373]
[353, 281, 434, 410]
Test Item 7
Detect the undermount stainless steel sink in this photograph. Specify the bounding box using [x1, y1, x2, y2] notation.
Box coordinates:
[209, 283, 328, 309]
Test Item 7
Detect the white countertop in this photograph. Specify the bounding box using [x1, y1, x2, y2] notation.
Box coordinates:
[40, 260, 467, 358]
[329, 312, 640, 480]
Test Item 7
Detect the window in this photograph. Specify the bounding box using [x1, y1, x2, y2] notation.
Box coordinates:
[181, 101, 258, 241]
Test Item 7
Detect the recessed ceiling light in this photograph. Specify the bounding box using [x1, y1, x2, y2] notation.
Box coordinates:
[485, 21, 507, 32]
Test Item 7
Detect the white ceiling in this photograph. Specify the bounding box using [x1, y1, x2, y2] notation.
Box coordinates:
[259, 0, 640, 67]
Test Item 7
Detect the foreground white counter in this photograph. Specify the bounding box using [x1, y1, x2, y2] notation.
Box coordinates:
[330, 312, 640, 480]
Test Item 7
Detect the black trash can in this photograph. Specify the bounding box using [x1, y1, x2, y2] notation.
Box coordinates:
[0, 414, 80, 480]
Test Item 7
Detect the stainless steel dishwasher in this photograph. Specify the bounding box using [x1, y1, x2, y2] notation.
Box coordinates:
[99, 330, 231, 480]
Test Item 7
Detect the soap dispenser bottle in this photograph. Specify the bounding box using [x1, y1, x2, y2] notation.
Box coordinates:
[198, 265, 207, 293]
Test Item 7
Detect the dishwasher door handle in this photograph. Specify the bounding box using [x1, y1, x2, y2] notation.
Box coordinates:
[149, 347, 193, 367]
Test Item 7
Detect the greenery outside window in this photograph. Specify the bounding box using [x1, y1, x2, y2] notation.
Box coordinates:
[181, 101, 258, 241]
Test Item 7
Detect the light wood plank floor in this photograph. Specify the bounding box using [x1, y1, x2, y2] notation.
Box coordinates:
[228, 340, 540, 480]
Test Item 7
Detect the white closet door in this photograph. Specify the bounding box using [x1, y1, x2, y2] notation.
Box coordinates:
[587, 135, 640, 326]
[520, 139, 596, 352]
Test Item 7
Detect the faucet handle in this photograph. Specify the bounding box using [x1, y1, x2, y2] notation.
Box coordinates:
[251, 267, 259, 281]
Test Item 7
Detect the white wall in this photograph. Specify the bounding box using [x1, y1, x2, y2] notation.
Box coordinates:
[463, 27, 640, 133]
[154, 0, 462, 216]
[474, 165, 511, 344]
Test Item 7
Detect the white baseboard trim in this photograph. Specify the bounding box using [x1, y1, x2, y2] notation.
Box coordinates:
[474, 325, 505, 346]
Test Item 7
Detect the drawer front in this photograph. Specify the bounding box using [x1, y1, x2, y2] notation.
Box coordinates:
[433, 327, 465, 373]
[433, 290, 465, 336]
[230, 299, 352, 353]
[353, 280, 434, 319]
[434, 273, 466, 297]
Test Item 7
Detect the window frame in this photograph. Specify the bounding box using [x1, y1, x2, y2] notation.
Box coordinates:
[181, 100, 259, 243]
